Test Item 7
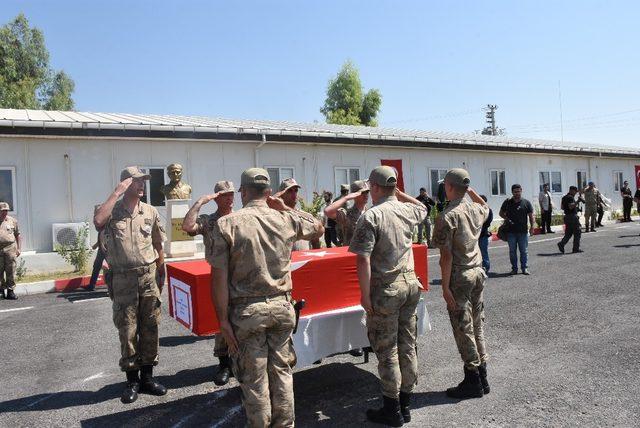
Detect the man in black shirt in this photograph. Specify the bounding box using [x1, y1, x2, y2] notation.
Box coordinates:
[557, 186, 583, 254]
[322, 191, 340, 247]
[500, 184, 534, 275]
[416, 187, 436, 245]
[621, 181, 633, 222]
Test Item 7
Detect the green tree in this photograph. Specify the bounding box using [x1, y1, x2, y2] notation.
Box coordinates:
[321, 61, 382, 126]
[0, 14, 75, 110]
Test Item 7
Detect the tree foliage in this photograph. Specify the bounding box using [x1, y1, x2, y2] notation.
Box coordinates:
[321, 61, 382, 127]
[0, 14, 75, 110]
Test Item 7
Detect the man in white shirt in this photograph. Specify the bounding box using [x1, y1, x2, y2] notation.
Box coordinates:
[538, 183, 554, 234]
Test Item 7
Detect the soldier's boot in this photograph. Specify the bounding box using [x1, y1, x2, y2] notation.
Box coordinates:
[0, 289, 5, 299]
[213, 356, 233, 386]
[478, 363, 490, 394]
[6, 289, 17, 300]
[121, 370, 140, 404]
[399, 391, 411, 423]
[139, 365, 167, 396]
[366, 396, 404, 427]
[446, 367, 484, 399]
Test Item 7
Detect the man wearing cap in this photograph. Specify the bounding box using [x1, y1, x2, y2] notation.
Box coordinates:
[582, 181, 600, 233]
[621, 180, 633, 222]
[324, 180, 369, 246]
[182, 180, 235, 386]
[349, 166, 427, 426]
[277, 178, 321, 251]
[94, 166, 167, 404]
[335, 184, 349, 244]
[210, 168, 324, 427]
[432, 168, 491, 401]
[557, 186, 583, 254]
[0, 202, 20, 300]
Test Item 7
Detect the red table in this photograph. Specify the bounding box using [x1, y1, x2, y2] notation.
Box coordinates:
[167, 245, 428, 336]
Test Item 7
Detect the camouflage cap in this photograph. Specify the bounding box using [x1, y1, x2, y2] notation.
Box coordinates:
[350, 180, 370, 193]
[214, 180, 235, 194]
[240, 167, 270, 189]
[368, 166, 397, 188]
[279, 178, 302, 192]
[340, 184, 349, 193]
[0, 202, 9, 211]
[120, 166, 151, 181]
[444, 168, 471, 187]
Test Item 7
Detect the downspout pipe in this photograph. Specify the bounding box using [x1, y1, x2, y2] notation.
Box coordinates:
[254, 133, 267, 168]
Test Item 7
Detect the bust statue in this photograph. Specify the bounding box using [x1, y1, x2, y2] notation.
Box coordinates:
[160, 163, 192, 200]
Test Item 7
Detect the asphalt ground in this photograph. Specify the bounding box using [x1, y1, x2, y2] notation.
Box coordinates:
[1, 222, 639, 427]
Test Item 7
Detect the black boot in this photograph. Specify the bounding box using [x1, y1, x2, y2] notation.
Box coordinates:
[213, 356, 233, 386]
[478, 363, 490, 394]
[0, 289, 5, 299]
[121, 370, 140, 404]
[399, 391, 411, 423]
[140, 365, 167, 396]
[446, 367, 484, 399]
[366, 396, 403, 427]
[6, 289, 17, 300]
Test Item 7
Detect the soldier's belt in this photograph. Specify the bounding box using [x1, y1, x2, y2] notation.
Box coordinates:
[230, 292, 291, 306]
[111, 264, 153, 275]
[371, 270, 417, 285]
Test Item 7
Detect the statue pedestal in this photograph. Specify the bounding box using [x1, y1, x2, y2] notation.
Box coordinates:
[165, 199, 196, 258]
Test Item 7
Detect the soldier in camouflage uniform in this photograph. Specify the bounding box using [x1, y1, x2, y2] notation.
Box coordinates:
[210, 168, 323, 428]
[276, 178, 321, 251]
[0, 201, 20, 300]
[582, 181, 600, 233]
[324, 180, 369, 246]
[182, 180, 235, 385]
[94, 166, 168, 404]
[349, 166, 427, 426]
[432, 168, 490, 400]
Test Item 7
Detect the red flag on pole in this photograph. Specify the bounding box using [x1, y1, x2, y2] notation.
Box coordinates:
[380, 159, 405, 192]
[635, 165, 640, 189]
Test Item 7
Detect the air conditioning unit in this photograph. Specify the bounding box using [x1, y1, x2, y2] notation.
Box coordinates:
[52, 222, 91, 251]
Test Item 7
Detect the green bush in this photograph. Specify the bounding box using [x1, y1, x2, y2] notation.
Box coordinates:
[54, 224, 92, 273]
[15, 258, 27, 280]
[299, 192, 325, 218]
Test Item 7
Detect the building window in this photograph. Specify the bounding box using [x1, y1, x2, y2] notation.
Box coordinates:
[265, 167, 294, 193]
[613, 171, 624, 191]
[139, 167, 167, 207]
[539, 171, 562, 193]
[490, 169, 506, 196]
[334, 167, 360, 196]
[576, 171, 587, 189]
[0, 167, 16, 213]
[429, 169, 447, 199]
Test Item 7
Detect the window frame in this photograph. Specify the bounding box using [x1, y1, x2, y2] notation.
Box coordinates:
[139, 166, 168, 207]
[489, 169, 507, 196]
[429, 168, 448, 199]
[576, 170, 587, 190]
[0, 166, 17, 215]
[613, 171, 624, 192]
[264, 166, 296, 193]
[538, 170, 563, 194]
[333, 166, 361, 196]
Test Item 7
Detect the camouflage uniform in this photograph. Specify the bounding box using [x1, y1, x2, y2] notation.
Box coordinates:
[432, 198, 489, 369]
[0, 214, 19, 292]
[349, 196, 427, 399]
[102, 200, 166, 371]
[583, 187, 600, 232]
[211, 195, 321, 428]
[336, 205, 365, 246]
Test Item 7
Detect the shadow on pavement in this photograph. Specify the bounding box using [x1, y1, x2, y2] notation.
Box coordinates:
[618, 235, 639, 238]
[159, 335, 212, 348]
[487, 272, 513, 279]
[56, 291, 109, 303]
[0, 383, 122, 413]
[613, 244, 640, 248]
[413, 390, 461, 407]
[431, 279, 442, 286]
[537, 252, 563, 257]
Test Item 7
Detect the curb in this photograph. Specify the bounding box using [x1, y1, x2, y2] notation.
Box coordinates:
[15, 275, 106, 297]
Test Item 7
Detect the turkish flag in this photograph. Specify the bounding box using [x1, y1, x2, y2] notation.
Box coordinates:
[380, 159, 405, 192]
[635, 165, 640, 189]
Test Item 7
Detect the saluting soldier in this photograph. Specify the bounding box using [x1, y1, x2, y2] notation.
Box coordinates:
[94, 166, 167, 404]
[349, 166, 428, 426]
[277, 178, 321, 251]
[182, 180, 235, 386]
[0, 202, 20, 300]
[324, 180, 369, 246]
[210, 168, 323, 427]
[432, 168, 491, 400]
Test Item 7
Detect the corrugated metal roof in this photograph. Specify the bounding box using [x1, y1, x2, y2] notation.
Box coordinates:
[0, 108, 638, 156]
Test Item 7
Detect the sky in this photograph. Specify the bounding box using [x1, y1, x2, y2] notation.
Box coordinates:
[2, 1, 640, 148]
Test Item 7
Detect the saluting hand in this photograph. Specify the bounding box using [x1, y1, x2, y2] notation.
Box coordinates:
[345, 190, 364, 201]
[114, 177, 133, 196]
[266, 196, 290, 211]
[198, 192, 220, 205]
[219, 319, 239, 355]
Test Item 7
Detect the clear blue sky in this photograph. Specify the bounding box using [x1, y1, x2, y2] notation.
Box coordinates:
[3, 1, 639, 148]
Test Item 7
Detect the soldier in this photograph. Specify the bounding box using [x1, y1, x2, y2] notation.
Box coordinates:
[335, 184, 349, 245]
[94, 166, 168, 404]
[182, 180, 235, 386]
[324, 180, 369, 246]
[583, 181, 600, 232]
[0, 202, 20, 300]
[431, 168, 490, 400]
[277, 178, 321, 251]
[621, 180, 633, 222]
[322, 191, 339, 248]
[349, 166, 428, 426]
[210, 168, 323, 427]
[415, 187, 435, 246]
[557, 186, 583, 254]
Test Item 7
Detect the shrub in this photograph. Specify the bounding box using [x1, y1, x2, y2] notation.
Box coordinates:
[15, 258, 27, 280]
[54, 223, 92, 273]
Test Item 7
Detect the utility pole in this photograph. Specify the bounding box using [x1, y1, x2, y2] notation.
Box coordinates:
[481, 104, 498, 135]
